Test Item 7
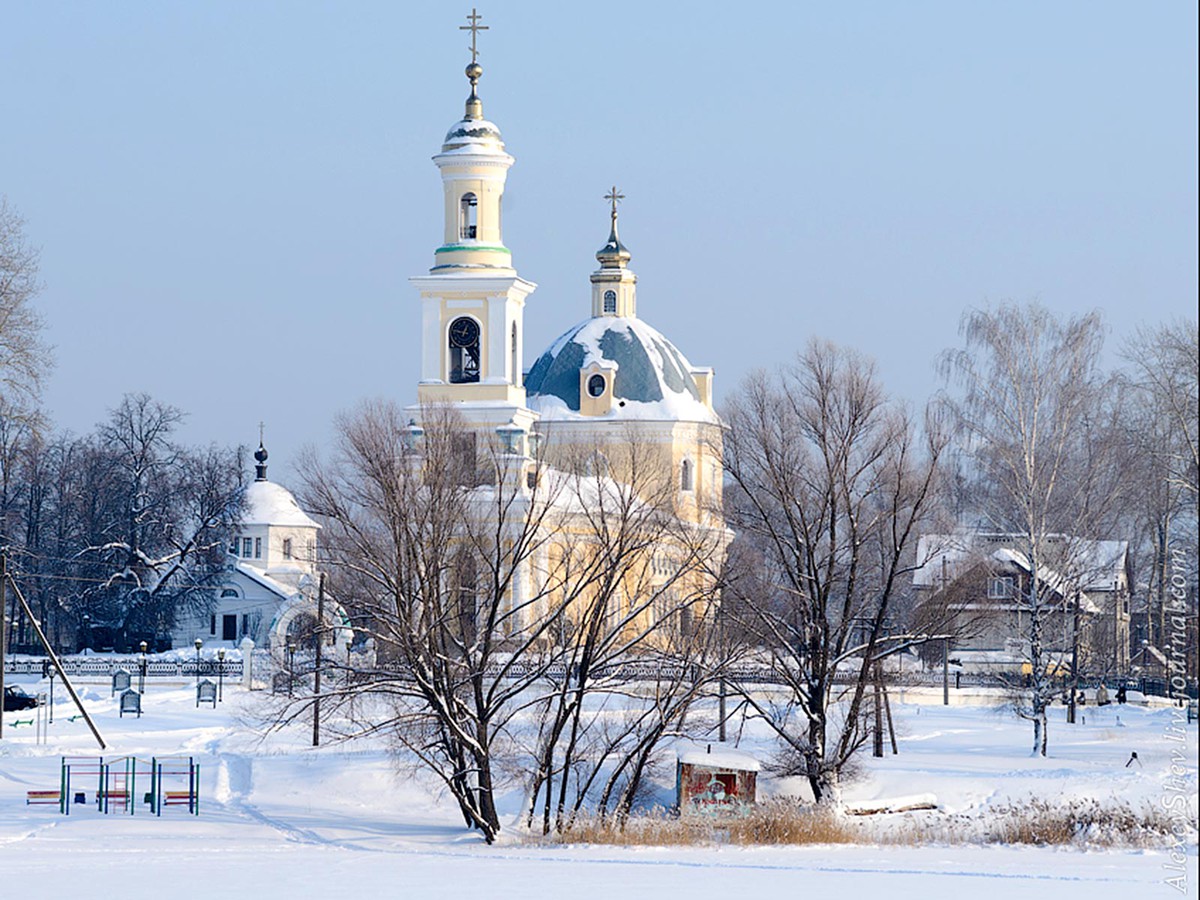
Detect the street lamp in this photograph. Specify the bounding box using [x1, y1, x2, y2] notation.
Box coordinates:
[286, 641, 296, 698]
[139, 640, 148, 694]
[81, 614, 90, 653]
[217, 648, 226, 702]
[194, 638, 203, 687]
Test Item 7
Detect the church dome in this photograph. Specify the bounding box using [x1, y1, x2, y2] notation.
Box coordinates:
[441, 116, 506, 154]
[526, 317, 717, 423]
[241, 480, 320, 529]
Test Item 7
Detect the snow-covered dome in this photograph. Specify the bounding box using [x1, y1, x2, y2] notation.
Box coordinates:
[526, 317, 717, 423]
[241, 480, 320, 529]
[441, 116, 505, 154]
[439, 61, 507, 156]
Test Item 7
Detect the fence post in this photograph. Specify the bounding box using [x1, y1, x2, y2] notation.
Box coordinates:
[240, 637, 255, 689]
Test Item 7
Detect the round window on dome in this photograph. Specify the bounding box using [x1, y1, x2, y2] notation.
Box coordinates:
[587, 374, 607, 398]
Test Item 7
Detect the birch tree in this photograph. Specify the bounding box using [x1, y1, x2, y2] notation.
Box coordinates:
[0, 197, 50, 423]
[1121, 319, 1199, 678]
[941, 303, 1127, 755]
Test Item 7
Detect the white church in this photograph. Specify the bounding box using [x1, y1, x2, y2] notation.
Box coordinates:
[174, 19, 727, 649]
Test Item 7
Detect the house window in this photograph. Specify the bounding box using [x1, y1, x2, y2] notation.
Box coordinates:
[459, 192, 478, 240]
[680, 459, 694, 492]
[209, 614, 217, 636]
[283, 538, 293, 560]
[242, 538, 252, 557]
[603, 290, 617, 314]
[254, 537, 262, 559]
[222, 614, 238, 641]
[221, 588, 238, 599]
[241, 614, 250, 637]
[448, 316, 481, 383]
[988, 576, 1015, 599]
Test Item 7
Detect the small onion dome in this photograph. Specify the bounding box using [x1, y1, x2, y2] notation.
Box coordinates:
[596, 220, 631, 269]
[254, 442, 269, 481]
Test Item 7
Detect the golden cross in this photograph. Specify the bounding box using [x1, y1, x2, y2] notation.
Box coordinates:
[460, 8, 488, 63]
[605, 186, 625, 220]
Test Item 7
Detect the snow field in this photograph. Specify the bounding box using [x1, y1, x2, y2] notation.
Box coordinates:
[1, 677, 1195, 899]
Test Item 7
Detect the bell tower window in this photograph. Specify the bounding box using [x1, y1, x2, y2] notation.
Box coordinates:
[680, 459, 694, 492]
[448, 316, 481, 383]
[603, 290, 617, 314]
[459, 192, 478, 240]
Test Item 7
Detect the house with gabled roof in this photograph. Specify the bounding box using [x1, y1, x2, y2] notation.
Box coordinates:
[913, 532, 1131, 674]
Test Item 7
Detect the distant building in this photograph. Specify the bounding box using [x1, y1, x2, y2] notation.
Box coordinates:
[913, 532, 1131, 674]
[172, 443, 349, 652]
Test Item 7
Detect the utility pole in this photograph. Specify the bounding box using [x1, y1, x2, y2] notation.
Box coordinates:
[8, 573, 105, 749]
[718, 677, 727, 743]
[872, 661, 884, 757]
[312, 573, 325, 747]
[941, 636, 949, 706]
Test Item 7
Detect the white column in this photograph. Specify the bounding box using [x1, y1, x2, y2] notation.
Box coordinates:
[240, 637, 255, 689]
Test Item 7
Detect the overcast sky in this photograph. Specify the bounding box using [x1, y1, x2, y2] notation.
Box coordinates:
[3, 2, 1196, 482]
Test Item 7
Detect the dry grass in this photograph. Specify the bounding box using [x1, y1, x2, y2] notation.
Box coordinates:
[530, 798, 1192, 850]
[901, 798, 1190, 849]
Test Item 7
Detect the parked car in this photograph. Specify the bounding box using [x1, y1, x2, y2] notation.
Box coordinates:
[3, 685, 38, 711]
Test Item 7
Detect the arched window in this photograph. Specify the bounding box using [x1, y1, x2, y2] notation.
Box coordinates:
[459, 192, 478, 240]
[680, 458, 694, 492]
[448, 316, 481, 383]
[283, 537, 293, 560]
[603, 290, 617, 314]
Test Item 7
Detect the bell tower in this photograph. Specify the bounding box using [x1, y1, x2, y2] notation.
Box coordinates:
[409, 10, 537, 430]
[591, 186, 638, 318]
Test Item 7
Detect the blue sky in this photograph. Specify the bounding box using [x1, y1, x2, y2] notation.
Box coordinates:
[2, 2, 1196, 479]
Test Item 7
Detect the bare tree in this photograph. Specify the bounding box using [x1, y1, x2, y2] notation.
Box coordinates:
[1121, 319, 1199, 680]
[0, 198, 51, 423]
[292, 402, 730, 842]
[521, 438, 731, 834]
[940, 303, 1128, 755]
[722, 339, 945, 804]
[294, 401, 579, 842]
[77, 393, 245, 647]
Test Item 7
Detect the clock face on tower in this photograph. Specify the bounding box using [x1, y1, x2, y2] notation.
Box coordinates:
[449, 317, 480, 348]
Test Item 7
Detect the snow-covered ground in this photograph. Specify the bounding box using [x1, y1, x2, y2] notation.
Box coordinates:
[1, 676, 1195, 899]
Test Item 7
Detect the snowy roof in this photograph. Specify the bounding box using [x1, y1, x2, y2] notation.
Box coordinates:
[233, 561, 303, 601]
[914, 533, 1126, 598]
[439, 116, 507, 156]
[677, 745, 760, 772]
[241, 480, 320, 530]
[526, 316, 717, 424]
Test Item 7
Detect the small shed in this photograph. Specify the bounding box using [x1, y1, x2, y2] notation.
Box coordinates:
[676, 745, 759, 817]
